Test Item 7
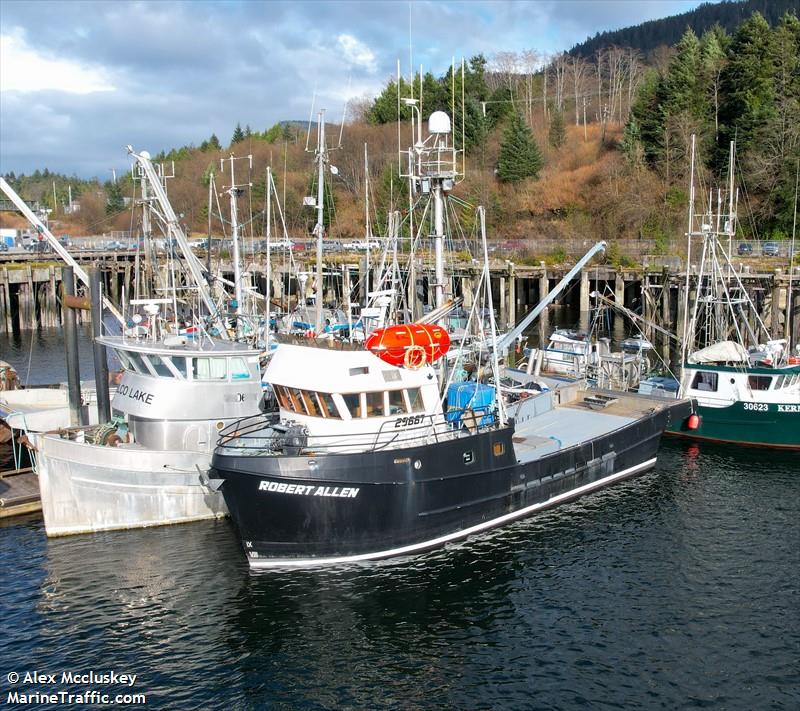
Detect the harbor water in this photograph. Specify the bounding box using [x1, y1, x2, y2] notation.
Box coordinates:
[1, 328, 798, 709]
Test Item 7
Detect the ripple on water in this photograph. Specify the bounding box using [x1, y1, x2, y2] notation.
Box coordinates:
[0, 441, 798, 709]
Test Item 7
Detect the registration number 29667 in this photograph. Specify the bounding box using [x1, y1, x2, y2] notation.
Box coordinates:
[394, 415, 425, 428]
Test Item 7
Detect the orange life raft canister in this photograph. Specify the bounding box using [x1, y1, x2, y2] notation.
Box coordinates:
[365, 324, 450, 368]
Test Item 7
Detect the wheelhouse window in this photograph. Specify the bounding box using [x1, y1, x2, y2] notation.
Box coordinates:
[341, 393, 362, 419]
[406, 387, 424, 412]
[691, 371, 718, 392]
[299, 390, 319, 417]
[171, 357, 188, 378]
[229, 357, 251, 380]
[388, 390, 406, 415]
[748, 375, 772, 391]
[193, 357, 227, 380]
[315, 392, 341, 419]
[273, 386, 342, 419]
[116, 350, 133, 370]
[126, 351, 149, 375]
[274, 385, 291, 410]
[145, 354, 175, 378]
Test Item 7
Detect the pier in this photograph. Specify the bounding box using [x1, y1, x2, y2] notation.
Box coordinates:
[0, 467, 41, 518]
[1, 250, 799, 347]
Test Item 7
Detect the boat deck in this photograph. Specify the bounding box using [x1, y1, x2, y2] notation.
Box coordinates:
[513, 405, 634, 462]
[0, 467, 41, 518]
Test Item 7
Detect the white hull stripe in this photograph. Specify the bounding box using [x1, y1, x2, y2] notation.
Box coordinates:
[248, 457, 658, 569]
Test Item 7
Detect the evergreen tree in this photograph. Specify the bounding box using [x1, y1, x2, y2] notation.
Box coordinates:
[105, 182, 124, 214]
[244, 124, 252, 138]
[262, 123, 282, 142]
[208, 134, 221, 150]
[486, 86, 512, 129]
[548, 108, 566, 149]
[367, 78, 413, 124]
[661, 29, 704, 116]
[231, 123, 245, 144]
[420, 72, 449, 115]
[496, 111, 543, 183]
[716, 12, 777, 167]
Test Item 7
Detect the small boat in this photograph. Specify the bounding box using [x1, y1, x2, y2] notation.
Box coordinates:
[621, 335, 654, 353]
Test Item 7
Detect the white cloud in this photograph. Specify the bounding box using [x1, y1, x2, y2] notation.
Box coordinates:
[0, 29, 115, 94]
[337, 33, 377, 74]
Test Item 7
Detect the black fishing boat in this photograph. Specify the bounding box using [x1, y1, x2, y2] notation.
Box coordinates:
[210, 340, 692, 567]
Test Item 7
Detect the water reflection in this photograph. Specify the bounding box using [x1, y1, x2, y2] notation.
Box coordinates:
[0, 442, 796, 709]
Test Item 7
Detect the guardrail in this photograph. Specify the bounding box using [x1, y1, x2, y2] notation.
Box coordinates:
[216, 407, 501, 456]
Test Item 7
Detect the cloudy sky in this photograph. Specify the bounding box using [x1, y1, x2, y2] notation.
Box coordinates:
[0, 0, 703, 178]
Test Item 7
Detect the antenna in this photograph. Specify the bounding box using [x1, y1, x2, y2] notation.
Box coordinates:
[337, 77, 351, 148]
[305, 90, 317, 152]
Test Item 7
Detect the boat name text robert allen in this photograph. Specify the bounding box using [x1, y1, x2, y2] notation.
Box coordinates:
[258, 481, 360, 498]
[116, 384, 154, 405]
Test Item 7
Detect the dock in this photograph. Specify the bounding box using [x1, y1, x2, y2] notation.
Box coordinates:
[0, 467, 41, 518]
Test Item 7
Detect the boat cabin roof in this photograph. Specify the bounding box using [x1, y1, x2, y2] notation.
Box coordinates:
[265, 342, 434, 394]
[97, 335, 259, 358]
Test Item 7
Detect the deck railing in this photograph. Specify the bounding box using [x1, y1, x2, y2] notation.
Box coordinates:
[215, 407, 501, 456]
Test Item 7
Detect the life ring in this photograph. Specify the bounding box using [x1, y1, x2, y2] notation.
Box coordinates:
[788, 356, 800, 365]
[404, 345, 427, 370]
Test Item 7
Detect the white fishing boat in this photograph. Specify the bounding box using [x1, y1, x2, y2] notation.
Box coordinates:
[26, 148, 267, 535]
[32, 330, 264, 535]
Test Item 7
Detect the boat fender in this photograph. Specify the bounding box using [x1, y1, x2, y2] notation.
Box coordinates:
[404, 345, 427, 370]
[687, 413, 701, 431]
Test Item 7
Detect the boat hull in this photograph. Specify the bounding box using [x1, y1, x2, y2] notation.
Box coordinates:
[212, 404, 686, 567]
[35, 434, 227, 536]
[666, 400, 799, 449]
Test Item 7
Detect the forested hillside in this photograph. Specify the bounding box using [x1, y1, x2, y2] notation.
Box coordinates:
[2, 7, 798, 264]
[569, 0, 799, 58]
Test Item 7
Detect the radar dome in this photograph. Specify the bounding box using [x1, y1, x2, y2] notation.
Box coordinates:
[428, 111, 451, 134]
[140, 150, 151, 159]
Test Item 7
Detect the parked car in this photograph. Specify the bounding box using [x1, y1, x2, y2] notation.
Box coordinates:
[350, 240, 380, 251]
[737, 242, 753, 256]
[26, 240, 50, 253]
[0, 242, 8, 252]
[268, 239, 294, 250]
[762, 242, 780, 257]
[106, 240, 126, 251]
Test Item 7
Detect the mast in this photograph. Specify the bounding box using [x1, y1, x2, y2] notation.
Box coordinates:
[479, 206, 506, 426]
[788, 160, 799, 350]
[128, 147, 228, 338]
[680, 134, 697, 368]
[315, 109, 326, 334]
[399, 98, 460, 318]
[220, 152, 253, 339]
[265, 166, 272, 349]
[364, 142, 371, 309]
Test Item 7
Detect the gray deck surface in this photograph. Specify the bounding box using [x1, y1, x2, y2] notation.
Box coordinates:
[513, 406, 634, 463]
